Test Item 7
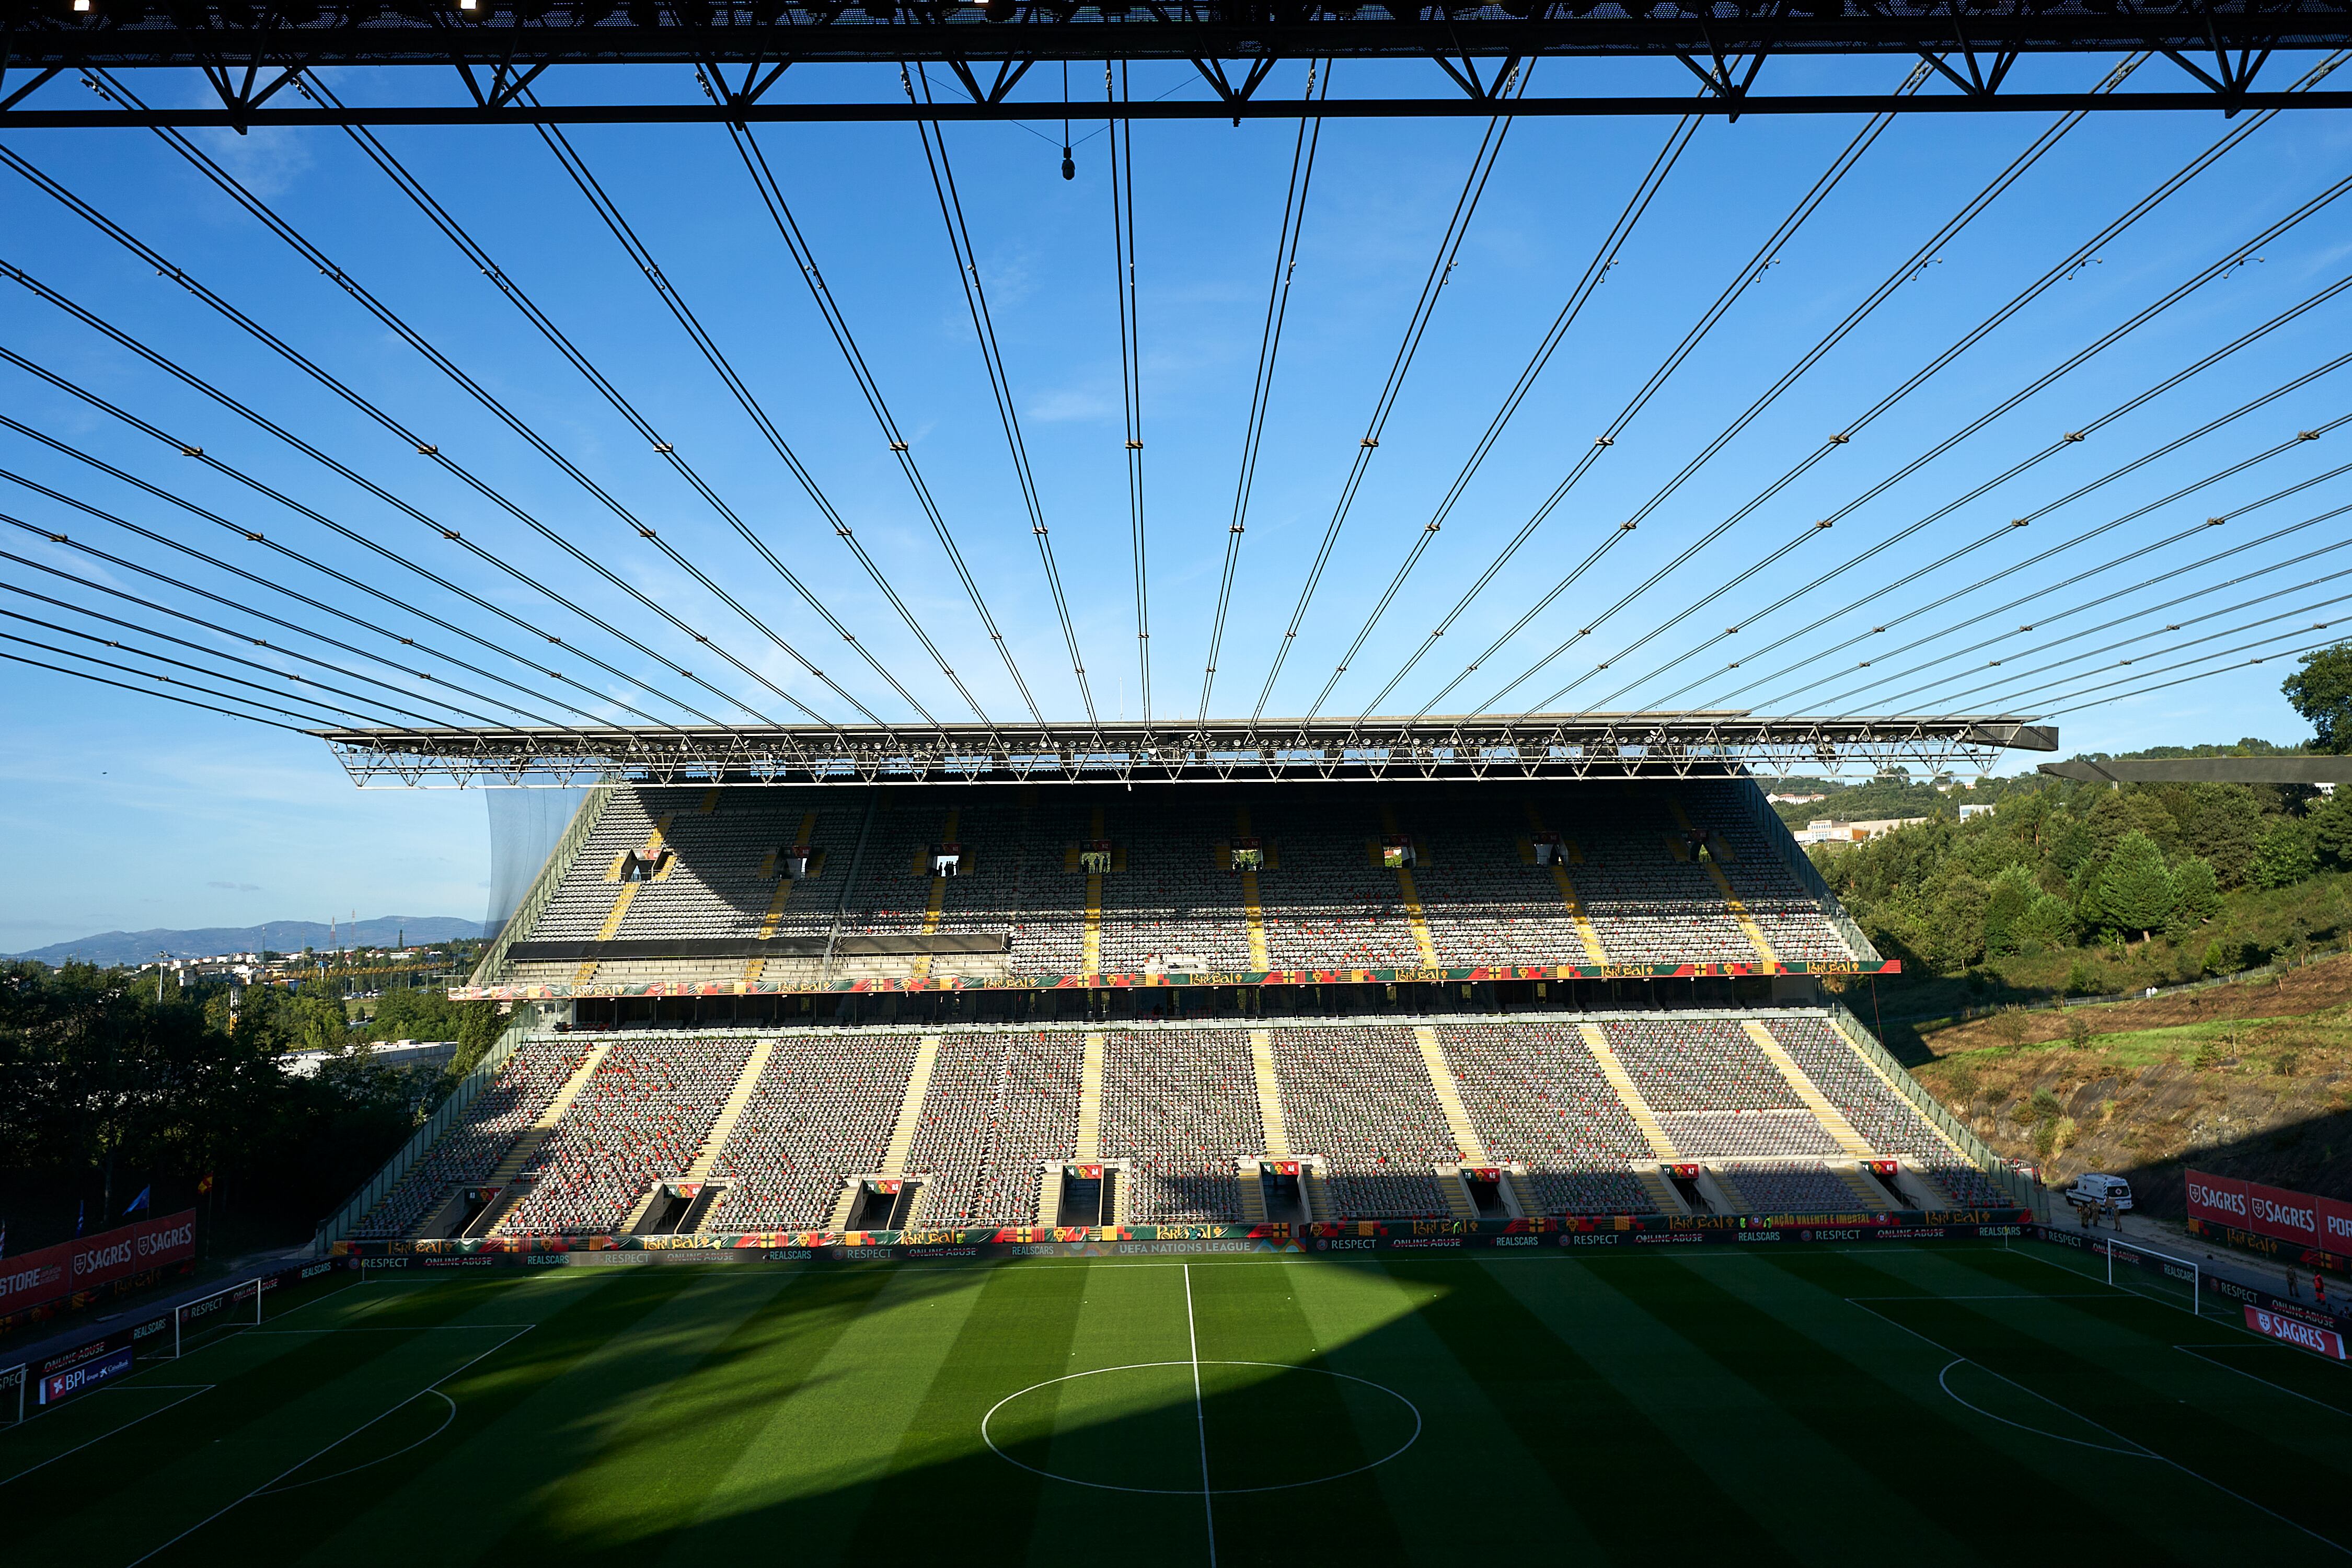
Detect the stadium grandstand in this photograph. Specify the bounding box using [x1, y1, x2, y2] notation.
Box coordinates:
[318, 767, 2028, 1252]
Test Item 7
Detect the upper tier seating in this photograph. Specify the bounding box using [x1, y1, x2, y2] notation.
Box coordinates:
[905, 1031, 1085, 1226]
[708, 1035, 921, 1231]
[1098, 1029, 1262, 1223]
[495, 1036, 754, 1235]
[1434, 1020, 1658, 1214]
[349, 1039, 593, 1238]
[1265, 1025, 1455, 1219]
[493, 782, 1862, 984]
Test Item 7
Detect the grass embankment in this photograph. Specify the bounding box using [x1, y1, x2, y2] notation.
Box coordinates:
[1905, 951, 2352, 1215]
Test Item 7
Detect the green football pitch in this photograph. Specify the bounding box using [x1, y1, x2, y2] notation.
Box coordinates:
[6, 1241, 2349, 1566]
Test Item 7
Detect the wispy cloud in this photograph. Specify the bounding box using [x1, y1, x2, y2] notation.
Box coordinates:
[1028, 386, 1113, 423]
[207, 881, 262, 892]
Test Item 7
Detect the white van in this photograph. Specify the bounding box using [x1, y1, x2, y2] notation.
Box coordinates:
[2066, 1173, 2134, 1212]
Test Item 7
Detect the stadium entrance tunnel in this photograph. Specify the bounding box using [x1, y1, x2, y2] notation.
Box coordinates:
[846, 1177, 921, 1230]
[1056, 1165, 1117, 1228]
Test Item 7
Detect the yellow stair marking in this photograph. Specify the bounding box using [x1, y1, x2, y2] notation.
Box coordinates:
[882, 1035, 942, 1172]
[1238, 1158, 1269, 1225]
[1236, 805, 1271, 969]
[698, 788, 721, 813]
[1634, 1167, 1686, 1216]
[1250, 1029, 1288, 1156]
[480, 1042, 613, 1221]
[1036, 1164, 1063, 1228]
[1084, 806, 1105, 975]
[1744, 1020, 1874, 1156]
[745, 811, 820, 984]
[1413, 1026, 1488, 1163]
[577, 812, 677, 982]
[829, 1182, 860, 1233]
[1379, 805, 1442, 965]
[910, 808, 958, 981]
[1671, 801, 1776, 967]
[1578, 1023, 1678, 1159]
[685, 1041, 775, 1182]
[1526, 802, 1607, 963]
[1076, 1032, 1106, 1160]
[1834, 1165, 1893, 1212]
[1829, 1019, 1977, 1165]
[1439, 1168, 1480, 1222]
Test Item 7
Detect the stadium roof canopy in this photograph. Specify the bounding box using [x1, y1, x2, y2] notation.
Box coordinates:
[317, 713, 2057, 787]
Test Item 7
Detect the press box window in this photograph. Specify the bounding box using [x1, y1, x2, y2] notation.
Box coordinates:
[778, 845, 816, 880]
[1381, 836, 1417, 870]
[930, 844, 963, 879]
[1228, 837, 1264, 872]
[1080, 839, 1113, 875]
[1532, 831, 1564, 867]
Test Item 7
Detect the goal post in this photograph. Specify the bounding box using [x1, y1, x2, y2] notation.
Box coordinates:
[168, 1274, 265, 1358]
[1, 1361, 25, 1427]
[2103, 1234, 2203, 1316]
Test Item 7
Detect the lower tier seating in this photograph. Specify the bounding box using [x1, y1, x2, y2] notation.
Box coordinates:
[349, 1039, 593, 1239]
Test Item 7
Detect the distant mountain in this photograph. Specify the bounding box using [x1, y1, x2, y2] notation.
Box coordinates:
[9, 917, 482, 968]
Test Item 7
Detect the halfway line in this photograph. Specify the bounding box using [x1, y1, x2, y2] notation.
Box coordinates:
[1183, 1262, 1217, 1568]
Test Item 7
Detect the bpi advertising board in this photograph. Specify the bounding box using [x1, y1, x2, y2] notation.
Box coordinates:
[0, 1209, 197, 1316]
[2185, 1171, 2352, 1261]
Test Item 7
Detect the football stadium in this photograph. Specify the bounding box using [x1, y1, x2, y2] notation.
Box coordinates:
[9, 0, 2352, 1561]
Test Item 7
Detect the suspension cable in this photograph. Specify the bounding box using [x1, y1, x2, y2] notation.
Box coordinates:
[0, 610, 380, 728]
[1826, 494, 2352, 712]
[1512, 178, 2352, 717]
[2031, 632, 2349, 718]
[1197, 62, 1331, 727]
[0, 440, 614, 732]
[1, 647, 308, 733]
[1379, 57, 2113, 723]
[720, 109, 1048, 731]
[0, 346, 685, 730]
[306, 78, 942, 731]
[903, 64, 1099, 723]
[1250, 62, 1531, 723]
[1422, 50, 2344, 718]
[0, 515, 566, 726]
[1970, 600, 2352, 712]
[49, 89, 844, 730]
[1109, 59, 1151, 722]
[0, 591, 423, 731]
[0, 549, 483, 727]
[0, 210, 769, 729]
[1620, 272, 2352, 713]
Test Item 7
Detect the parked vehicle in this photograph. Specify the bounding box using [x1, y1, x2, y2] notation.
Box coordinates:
[2066, 1173, 2134, 1212]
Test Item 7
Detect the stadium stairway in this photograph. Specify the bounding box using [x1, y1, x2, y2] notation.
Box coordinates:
[908, 808, 959, 982]
[1832, 1161, 1895, 1212]
[419, 1040, 614, 1239]
[1524, 802, 1608, 963]
[1670, 801, 1779, 968]
[1083, 806, 1105, 974]
[1380, 804, 1443, 966]
[678, 1041, 775, 1189]
[744, 811, 820, 985]
[1076, 1032, 1106, 1160]
[1249, 1029, 1289, 1157]
[1743, 1022, 1876, 1157]
[881, 1035, 943, 1174]
[1578, 1024, 1679, 1159]
[1632, 1165, 1691, 1218]
[1236, 806, 1272, 969]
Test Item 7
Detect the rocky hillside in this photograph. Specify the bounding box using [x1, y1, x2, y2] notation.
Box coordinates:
[1904, 952, 2352, 1216]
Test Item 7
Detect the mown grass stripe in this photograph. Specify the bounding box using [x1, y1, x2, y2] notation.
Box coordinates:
[1641, 1251, 2197, 1565]
[1488, 1253, 1954, 1564]
[835, 1261, 1098, 1565]
[1386, 1255, 1803, 1564]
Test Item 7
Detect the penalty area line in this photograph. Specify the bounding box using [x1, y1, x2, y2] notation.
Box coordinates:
[2176, 1345, 2352, 1416]
[122, 1323, 533, 1566]
[0, 1386, 214, 1488]
[1850, 1298, 2349, 1554]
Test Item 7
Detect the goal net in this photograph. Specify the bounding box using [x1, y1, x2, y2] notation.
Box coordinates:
[162, 1275, 265, 1358]
[2100, 1235, 2204, 1315]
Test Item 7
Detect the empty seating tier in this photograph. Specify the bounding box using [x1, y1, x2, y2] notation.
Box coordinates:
[1098, 1029, 1263, 1223]
[1435, 1021, 1657, 1215]
[905, 1031, 1086, 1226]
[709, 1035, 922, 1231]
[349, 1039, 593, 1239]
[1266, 1025, 1456, 1220]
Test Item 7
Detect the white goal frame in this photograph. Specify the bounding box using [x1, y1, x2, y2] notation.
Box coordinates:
[2104, 1234, 2204, 1316]
[166, 1275, 265, 1358]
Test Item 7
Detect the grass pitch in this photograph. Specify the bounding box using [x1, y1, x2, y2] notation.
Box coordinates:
[6, 1240, 2348, 1566]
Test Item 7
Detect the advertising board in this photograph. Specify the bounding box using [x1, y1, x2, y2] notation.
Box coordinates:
[2244, 1305, 2347, 1358]
[2185, 1170, 2352, 1263]
[0, 1210, 199, 1317]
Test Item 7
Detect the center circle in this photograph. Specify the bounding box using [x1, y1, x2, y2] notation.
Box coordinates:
[982, 1360, 1421, 1495]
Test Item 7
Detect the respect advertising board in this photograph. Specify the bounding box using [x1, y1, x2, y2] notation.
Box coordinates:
[2184, 1170, 2352, 1265]
[0, 1209, 198, 1318]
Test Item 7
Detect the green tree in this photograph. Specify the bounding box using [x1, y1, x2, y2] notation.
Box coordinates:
[1981, 863, 2041, 957]
[2169, 856, 2222, 926]
[2284, 641, 2352, 753]
[2312, 790, 2352, 871]
[2250, 816, 2320, 889]
[2090, 831, 2175, 941]
[2017, 892, 2077, 950]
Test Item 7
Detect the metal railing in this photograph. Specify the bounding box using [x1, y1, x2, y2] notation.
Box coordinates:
[1734, 777, 1881, 964]
[309, 1018, 533, 1252]
[1825, 998, 2037, 1211]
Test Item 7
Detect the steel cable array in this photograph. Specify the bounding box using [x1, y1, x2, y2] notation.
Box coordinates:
[1423, 51, 2345, 720]
[1251, 62, 1531, 722]
[1108, 59, 1151, 722]
[720, 111, 1046, 731]
[903, 64, 1100, 724]
[1198, 60, 1329, 726]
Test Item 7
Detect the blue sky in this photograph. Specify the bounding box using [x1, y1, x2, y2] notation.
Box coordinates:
[3, 52, 2349, 948]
